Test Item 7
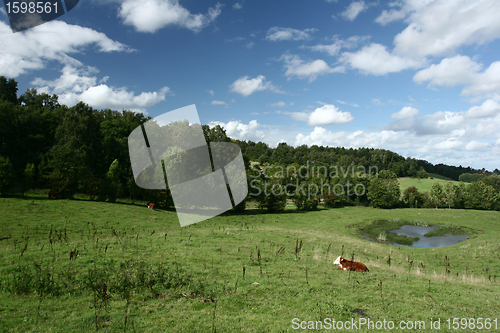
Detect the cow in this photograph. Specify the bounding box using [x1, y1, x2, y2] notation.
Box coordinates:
[48, 192, 59, 199]
[147, 203, 155, 210]
[333, 256, 369, 272]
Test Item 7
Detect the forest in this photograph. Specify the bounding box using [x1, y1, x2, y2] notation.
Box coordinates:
[1, 76, 499, 211]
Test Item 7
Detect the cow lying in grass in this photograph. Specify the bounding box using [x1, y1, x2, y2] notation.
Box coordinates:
[333, 256, 369, 272]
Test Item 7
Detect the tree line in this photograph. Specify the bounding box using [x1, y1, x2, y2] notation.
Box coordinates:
[1, 76, 498, 212]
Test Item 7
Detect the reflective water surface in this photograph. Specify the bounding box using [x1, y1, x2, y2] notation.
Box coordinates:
[388, 225, 469, 248]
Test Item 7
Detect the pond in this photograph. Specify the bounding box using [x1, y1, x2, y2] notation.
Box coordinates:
[387, 225, 469, 248]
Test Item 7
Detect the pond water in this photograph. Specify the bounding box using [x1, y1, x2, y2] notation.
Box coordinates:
[388, 225, 469, 248]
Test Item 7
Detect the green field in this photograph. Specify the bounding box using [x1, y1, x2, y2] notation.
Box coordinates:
[1, 197, 500, 332]
[399, 175, 460, 193]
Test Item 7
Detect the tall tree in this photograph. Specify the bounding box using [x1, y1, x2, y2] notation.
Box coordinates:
[48, 102, 103, 197]
[429, 182, 444, 208]
[0, 76, 18, 104]
[367, 170, 401, 208]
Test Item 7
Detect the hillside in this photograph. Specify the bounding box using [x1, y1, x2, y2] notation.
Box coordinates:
[398, 176, 461, 193]
[1, 197, 499, 332]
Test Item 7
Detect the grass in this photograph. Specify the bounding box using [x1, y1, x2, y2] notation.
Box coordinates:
[398, 176, 461, 193]
[1, 196, 500, 332]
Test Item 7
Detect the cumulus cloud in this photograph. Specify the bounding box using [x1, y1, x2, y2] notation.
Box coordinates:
[282, 104, 354, 126]
[32, 65, 169, 112]
[465, 99, 500, 118]
[393, 0, 500, 58]
[340, 43, 424, 76]
[341, 1, 368, 21]
[295, 127, 404, 148]
[266, 27, 317, 41]
[375, 8, 407, 25]
[281, 54, 344, 81]
[465, 141, 490, 151]
[229, 75, 284, 96]
[209, 120, 265, 141]
[340, 1, 500, 77]
[207, 89, 214, 96]
[413, 55, 482, 88]
[118, 0, 222, 33]
[233, 2, 242, 10]
[0, 20, 132, 77]
[308, 104, 354, 126]
[391, 106, 419, 119]
[414, 56, 500, 100]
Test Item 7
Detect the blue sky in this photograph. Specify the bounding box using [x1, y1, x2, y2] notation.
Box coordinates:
[2, 0, 500, 171]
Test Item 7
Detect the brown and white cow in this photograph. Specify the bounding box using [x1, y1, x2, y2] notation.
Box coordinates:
[333, 256, 369, 272]
[147, 203, 155, 210]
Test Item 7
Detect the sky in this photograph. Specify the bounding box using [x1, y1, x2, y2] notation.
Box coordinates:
[1, 0, 500, 171]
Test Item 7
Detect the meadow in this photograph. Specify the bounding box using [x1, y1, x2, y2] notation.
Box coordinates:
[398, 174, 460, 194]
[1, 196, 499, 332]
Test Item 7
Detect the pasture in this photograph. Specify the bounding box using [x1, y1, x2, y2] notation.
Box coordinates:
[398, 176, 460, 193]
[1, 197, 499, 332]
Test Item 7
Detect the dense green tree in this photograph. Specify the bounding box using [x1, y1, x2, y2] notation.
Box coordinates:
[0, 76, 18, 104]
[459, 173, 484, 183]
[367, 170, 400, 208]
[22, 163, 36, 195]
[429, 182, 444, 208]
[443, 182, 457, 209]
[402, 186, 422, 208]
[464, 181, 496, 210]
[0, 155, 13, 195]
[48, 102, 103, 197]
[250, 178, 286, 212]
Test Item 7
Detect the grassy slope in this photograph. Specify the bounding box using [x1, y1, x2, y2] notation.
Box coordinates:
[399, 176, 460, 193]
[1, 197, 500, 332]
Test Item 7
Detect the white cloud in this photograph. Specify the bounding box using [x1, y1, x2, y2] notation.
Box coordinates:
[233, 3, 242, 10]
[0, 20, 132, 77]
[465, 99, 500, 118]
[308, 35, 369, 56]
[433, 139, 463, 151]
[308, 104, 354, 126]
[295, 127, 404, 148]
[266, 27, 317, 41]
[207, 89, 214, 96]
[282, 104, 353, 126]
[270, 101, 287, 108]
[118, 0, 222, 33]
[375, 3, 407, 26]
[413, 55, 481, 88]
[414, 55, 500, 100]
[209, 120, 265, 141]
[391, 106, 419, 119]
[340, 43, 424, 76]
[32, 65, 169, 112]
[465, 141, 490, 151]
[281, 54, 344, 81]
[229, 75, 284, 96]
[341, 1, 368, 21]
[211, 100, 227, 105]
[393, 0, 500, 58]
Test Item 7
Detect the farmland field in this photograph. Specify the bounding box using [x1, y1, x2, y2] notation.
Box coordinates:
[1, 197, 500, 332]
[398, 175, 460, 194]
